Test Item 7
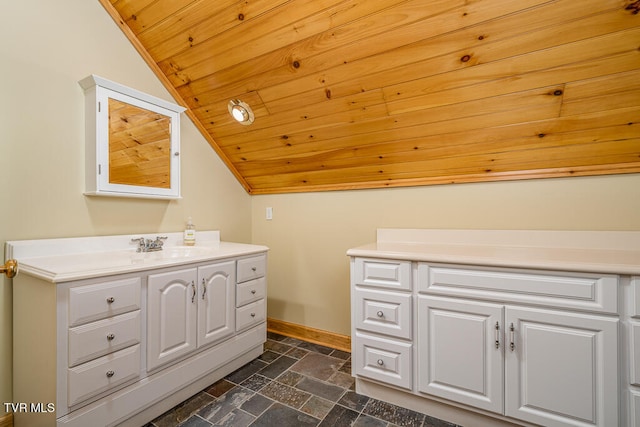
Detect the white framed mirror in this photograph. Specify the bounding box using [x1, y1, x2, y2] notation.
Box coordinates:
[79, 75, 186, 199]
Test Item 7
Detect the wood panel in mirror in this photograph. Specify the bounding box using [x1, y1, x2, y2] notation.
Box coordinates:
[108, 98, 172, 189]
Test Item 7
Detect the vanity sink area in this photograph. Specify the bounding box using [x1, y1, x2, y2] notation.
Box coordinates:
[6, 230, 268, 427]
[348, 229, 640, 427]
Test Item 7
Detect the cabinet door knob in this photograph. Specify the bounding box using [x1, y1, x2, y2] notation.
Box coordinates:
[106, 333, 115, 341]
[106, 297, 115, 304]
[377, 359, 384, 366]
[376, 311, 384, 318]
[251, 289, 256, 294]
[106, 370, 115, 378]
[250, 313, 256, 318]
[251, 267, 257, 272]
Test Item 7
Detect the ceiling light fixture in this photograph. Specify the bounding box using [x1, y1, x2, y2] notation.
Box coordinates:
[228, 99, 255, 125]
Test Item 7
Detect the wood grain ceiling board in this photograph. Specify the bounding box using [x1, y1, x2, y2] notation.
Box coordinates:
[101, 0, 640, 194]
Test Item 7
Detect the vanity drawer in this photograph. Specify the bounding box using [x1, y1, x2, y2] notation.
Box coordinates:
[354, 288, 412, 339]
[418, 264, 618, 314]
[236, 299, 265, 332]
[354, 332, 412, 390]
[237, 255, 266, 283]
[354, 258, 411, 291]
[68, 311, 141, 367]
[69, 277, 141, 327]
[67, 344, 140, 407]
[237, 277, 266, 307]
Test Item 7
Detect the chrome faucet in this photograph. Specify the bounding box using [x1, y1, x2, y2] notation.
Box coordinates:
[131, 236, 167, 252]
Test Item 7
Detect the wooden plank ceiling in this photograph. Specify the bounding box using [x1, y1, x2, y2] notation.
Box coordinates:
[101, 0, 640, 194]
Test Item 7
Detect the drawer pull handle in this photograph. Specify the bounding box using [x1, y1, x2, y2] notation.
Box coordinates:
[251, 267, 257, 272]
[251, 289, 256, 294]
[250, 313, 256, 317]
[509, 323, 515, 352]
[377, 359, 384, 366]
[106, 333, 115, 341]
[106, 370, 115, 378]
[376, 311, 384, 318]
[494, 322, 500, 349]
[106, 297, 115, 304]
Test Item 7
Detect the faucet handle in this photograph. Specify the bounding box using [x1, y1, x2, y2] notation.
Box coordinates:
[154, 236, 168, 248]
[131, 237, 146, 252]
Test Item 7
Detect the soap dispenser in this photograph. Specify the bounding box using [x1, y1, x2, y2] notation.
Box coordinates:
[184, 217, 196, 246]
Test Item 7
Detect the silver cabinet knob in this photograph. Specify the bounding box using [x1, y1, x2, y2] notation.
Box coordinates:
[376, 311, 384, 318]
[106, 297, 115, 304]
[250, 313, 256, 317]
[251, 267, 257, 272]
[377, 359, 384, 366]
[251, 289, 256, 294]
[106, 370, 115, 378]
[106, 333, 115, 341]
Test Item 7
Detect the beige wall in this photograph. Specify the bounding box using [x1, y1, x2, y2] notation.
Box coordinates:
[0, 0, 251, 413]
[252, 174, 640, 336]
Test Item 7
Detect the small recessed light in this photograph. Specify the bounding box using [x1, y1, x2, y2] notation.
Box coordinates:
[228, 99, 254, 125]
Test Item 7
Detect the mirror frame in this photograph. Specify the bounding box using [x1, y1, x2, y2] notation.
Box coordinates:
[79, 75, 186, 199]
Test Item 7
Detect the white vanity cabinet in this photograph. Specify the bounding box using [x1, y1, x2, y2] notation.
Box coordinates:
[235, 255, 267, 332]
[351, 258, 413, 390]
[66, 277, 143, 407]
[8, 232, 268, 427]
[147, 261, 236, 371]
[348, 229, 640, 427]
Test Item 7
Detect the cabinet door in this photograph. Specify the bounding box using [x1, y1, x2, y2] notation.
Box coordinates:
[505, 306, 618, 427]
[147, 268, 198, 371]
[417, 296, 504, 413]
[198, 261, 235, 347]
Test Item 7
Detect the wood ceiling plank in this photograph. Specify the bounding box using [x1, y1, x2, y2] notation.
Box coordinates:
[561, 87, 640, 117]
[563, 69, 640, 101]
[244, 138, 640, 191]
[156, 0, 349, 79]
[236, 122, 640, 177]
[236, 116, 640, 175]
[141, 0, 288, 63]
[165, 0, 458, 91]
[111, 0, 157, 23]
[195, 88, 386, 137]
[225, 107, 640, 162]
[256, 0, 554, 103]
[124, 0, 196, 34]
[214, 84, 563, 146]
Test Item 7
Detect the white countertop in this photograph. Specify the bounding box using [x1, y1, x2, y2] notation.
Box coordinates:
[347, 229, 640, 275]
[6, 231, 268, 282]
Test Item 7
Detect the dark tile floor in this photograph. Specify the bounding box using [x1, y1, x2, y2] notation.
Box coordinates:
[147, 332, 460, 427]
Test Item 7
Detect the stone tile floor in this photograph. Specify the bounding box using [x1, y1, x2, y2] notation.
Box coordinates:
[147, 332, 460, 427]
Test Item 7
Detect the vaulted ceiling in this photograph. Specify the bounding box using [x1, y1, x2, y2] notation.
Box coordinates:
[100, 0, 640, 194]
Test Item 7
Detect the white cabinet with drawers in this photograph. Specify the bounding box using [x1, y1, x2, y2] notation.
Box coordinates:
[351, 258, 413, 390]
[66, 277, 142, 407]
[235, 255, 267, 332]
[348, 229, 640, 427]
[8, 231, 268, 427]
